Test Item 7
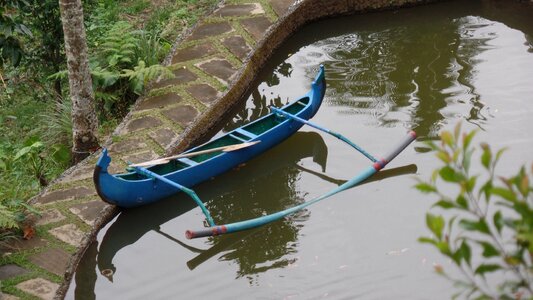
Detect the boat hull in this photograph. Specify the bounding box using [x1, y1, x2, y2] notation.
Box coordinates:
[94, 66, 326, 208]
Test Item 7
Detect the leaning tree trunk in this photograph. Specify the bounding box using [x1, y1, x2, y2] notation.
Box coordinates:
[59, 0, 99, 164]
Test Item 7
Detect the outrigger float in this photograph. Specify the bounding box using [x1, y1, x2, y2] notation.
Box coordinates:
[93, 65, 416, 239]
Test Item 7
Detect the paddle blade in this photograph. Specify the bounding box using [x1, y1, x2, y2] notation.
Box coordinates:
[222, 140, 260, 152]
[129, 159, 170, 168]
[129, 140, 260, 168]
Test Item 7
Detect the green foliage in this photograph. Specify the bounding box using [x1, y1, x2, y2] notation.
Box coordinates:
[0, 0, 219, 239]
[46, 21, 172, 119]
[50, 20, 173, 117]
[39, 98, 73, 147]
[135, 30, 172, 67]
[0, 203, 18, 229]
[122, 60, 174, 94]
[99, 21, 138, 68]
[21, 0, 63, 67]
[0, 0, 32, 67]
[0, 199, 39, 228]
[0, 99, 67, 239]
[124, 0, 150, 15]
[416, 123, 533, 299]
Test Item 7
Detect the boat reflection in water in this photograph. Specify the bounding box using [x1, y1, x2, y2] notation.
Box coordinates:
[73, 131, 416, 296]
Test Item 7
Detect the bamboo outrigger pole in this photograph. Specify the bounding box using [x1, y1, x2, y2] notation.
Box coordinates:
[185, 131, 416, 239]
[270, 107, 378, 162]
[133, 166, 216, 227]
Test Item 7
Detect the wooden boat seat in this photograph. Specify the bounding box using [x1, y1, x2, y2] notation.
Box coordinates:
[178, 158, 199, 166]
[229, 133, 248, 142]
[233, 128, 257, 140]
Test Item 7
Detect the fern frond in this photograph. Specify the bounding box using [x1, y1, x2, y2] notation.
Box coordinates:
[0, 203, 19, 229]
[91, 66, 120, 88]
[121, 61, 174, 95]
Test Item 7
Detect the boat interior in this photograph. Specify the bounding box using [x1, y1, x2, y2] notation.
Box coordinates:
[117, 97, 311, 181]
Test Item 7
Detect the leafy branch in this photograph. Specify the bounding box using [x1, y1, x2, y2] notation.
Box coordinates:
[416, 123, 533, 299]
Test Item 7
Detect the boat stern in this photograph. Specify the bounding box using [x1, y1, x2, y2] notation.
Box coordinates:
[309, 65, 326, 117]
[93, 149, 115, 205]
[96, 148, 112, 172]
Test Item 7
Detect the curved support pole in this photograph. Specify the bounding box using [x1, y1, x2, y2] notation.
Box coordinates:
[185, 131, 416, 239]
[270, 107, 378, 162]
[133, 166, 216, 227]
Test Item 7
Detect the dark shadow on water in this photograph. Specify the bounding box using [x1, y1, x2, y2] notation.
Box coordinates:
[74, 132, 327, 292]
[73, 241, 98, 300]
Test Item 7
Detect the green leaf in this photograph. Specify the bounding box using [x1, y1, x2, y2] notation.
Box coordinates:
[456, 195, 468, 209]
[502, 216, 516, 229]
[436, 241, 452, 256]
[455, 240, 472, 265]
[432, 200, 455, 209]
[464, 176, 477, 193]
[426, 214, 445, 240]
[16, 24, 32, 37]
[476, 241, 500, 258]
[418, 237, 437, 245]
[474, 264, 501, 276]
[14, 146, 32, 161]
[453, 122, 461, 141]
[517, 232, 533, 253]
[493, 148, 506, 166]
[0, 203, 18, 229]
[439, 166, 463, 183]
[504, 255, 522, 266]
[462, 130, 477, 151]
[17, 201, 41, 216]
[479, 180, 493, 203]
[518, 173, 529, 197]
[23, 136, 40, 147]
[493, 211, 503, 234]
[459, 241, 472, 265]
[490, 187, 517, 203]
[441, 131, 454, 147]
[452, 149, 460, 164]
[415, 182, 437, 194]
[424, 141, 439, 151]
[14, 141, 43, 160]
[459, 219, 490, 235]
[431, 169, 439, 183]
[480, 143, 492, 170]
[511, 202, 533, 220]
[462, 148, 474, 173]
[447, 216, 458, 237]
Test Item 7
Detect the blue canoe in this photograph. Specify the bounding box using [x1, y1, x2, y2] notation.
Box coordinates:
[93, 66, 327, 208]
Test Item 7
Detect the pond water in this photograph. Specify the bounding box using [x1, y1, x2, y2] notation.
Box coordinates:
[67, 1, 533, 299]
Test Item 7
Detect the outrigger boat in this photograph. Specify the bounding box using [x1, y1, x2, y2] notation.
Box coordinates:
[94, 65, 416, 239]
[94, 66, 327, 208]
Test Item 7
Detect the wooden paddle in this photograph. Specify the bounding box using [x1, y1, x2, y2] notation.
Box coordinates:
[129, 140, 261, 167]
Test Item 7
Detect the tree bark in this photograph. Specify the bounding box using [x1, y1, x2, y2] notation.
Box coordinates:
[58, 0, 99, 163]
